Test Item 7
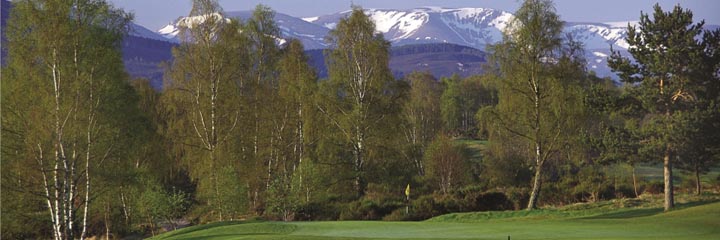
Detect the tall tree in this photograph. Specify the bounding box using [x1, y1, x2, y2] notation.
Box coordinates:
[164, 0, 246, 220]
[478, 0, 587, 210]
[2, 0, 132, 238]
[401, 72, 443, 176]
[238, 5, 282, 211]
[265, 39, 318, 220]
[320, 6, 396, 197]
[608, 4, 719, 210]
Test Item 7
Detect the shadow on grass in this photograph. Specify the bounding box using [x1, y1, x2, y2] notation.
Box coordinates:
[153, 220, 263, 239]
[582, 199, 720, 220]
[582, 208, 663, 219]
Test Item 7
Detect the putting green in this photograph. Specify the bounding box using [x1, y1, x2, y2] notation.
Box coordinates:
[152, 201, 720, 240]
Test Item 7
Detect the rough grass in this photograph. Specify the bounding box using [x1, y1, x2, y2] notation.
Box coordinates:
[151, 197, 720, 240]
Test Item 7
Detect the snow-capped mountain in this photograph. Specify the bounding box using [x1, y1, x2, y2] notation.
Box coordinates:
[304, 8, 640, 78]
[309, 7, 514, 50]
[155, 7, 640, 78]
[306, 8, 634, 51]
[157, 11, 330, 49]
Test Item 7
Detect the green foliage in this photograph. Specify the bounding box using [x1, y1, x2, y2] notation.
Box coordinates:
[137, 179, 190, 231]
[608, 3, 720, 209]
[424, 134, 472, 194]
[163, 0, 249, 221]
[1, 0, 144, 238]
[401, 72, 443, 176]
[440, 75, 497, 137]
[5, 0, 719, 238]
[320, 6, 402, 197]
[479, 0, 588, 209]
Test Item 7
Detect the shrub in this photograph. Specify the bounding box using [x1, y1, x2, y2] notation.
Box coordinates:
[339, 198, 404, 220]
[644, 182, 664, 194]
[294, 201, 342, 221]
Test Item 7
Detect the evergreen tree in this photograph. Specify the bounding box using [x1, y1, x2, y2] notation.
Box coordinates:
[608, 4, 719, 210]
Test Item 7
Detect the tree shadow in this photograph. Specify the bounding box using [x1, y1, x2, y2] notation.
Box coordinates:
[582, 208, 663, 219]
[581, 199, 719, 219]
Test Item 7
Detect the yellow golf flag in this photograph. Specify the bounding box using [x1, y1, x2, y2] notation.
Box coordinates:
[405, 184, 410, 198]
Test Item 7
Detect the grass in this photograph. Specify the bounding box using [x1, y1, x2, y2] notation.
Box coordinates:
[151, 198, 720, 240]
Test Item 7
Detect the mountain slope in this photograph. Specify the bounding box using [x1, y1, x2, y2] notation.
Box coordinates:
[309, 7, 513, 50]
[307, 8, 635, 79]
[157, 11, 330, 49]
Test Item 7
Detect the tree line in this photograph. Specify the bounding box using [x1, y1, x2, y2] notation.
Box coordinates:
[2, 0, 719, 238]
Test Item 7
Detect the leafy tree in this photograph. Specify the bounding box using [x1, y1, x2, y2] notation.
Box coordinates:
[135, 176, 190, 236]
[401, 72, 443, 176]
[2, 0, 134, 238]
[425, 134, 470, 194]
[263, 39, 318, 220]
[478, 0, 587, 210]
[243, 5, 282, 197]
[320, 6, 397, 197]
[441, 75, 497, 137]
[164, 0, 246, 220]
[608, 4, 719, 210]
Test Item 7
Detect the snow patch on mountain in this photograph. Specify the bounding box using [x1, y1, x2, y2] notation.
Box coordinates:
[366, 9, 429, 40]
[157, 13, 229, 41]
[603, 21, 639, 28]
[129, 23, 175, 42]
[302, 16, 319, 22]
[564, 23, 629, 50]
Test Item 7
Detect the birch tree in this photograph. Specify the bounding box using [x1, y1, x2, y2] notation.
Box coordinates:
[478, 0, 586, 210]
[320, 6, 395, 197]
[2, 0, 132, 238]
[164, 0, 246, 220]
[401, 72, 443, 176]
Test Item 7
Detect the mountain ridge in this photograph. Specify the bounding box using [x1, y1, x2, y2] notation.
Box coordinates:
[154, 6, 645, 79]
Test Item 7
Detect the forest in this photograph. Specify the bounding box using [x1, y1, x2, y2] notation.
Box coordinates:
[1, 0, 719, 239]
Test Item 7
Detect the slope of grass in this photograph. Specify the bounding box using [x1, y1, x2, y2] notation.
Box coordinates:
[152, 199, 720, 240]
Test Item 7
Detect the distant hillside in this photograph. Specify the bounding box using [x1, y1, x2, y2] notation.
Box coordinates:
[390, 43, 485, 78]
[122, 36, 177, 89]
[307, 43, 486, 79]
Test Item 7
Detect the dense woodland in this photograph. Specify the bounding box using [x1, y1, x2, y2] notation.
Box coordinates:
[2, 0, 719, 239]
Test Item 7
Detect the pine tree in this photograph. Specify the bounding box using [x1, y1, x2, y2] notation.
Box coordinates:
[608, 4, 719, 210]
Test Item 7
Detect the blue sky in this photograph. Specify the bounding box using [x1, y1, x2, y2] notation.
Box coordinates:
[109, 0, 720, 31]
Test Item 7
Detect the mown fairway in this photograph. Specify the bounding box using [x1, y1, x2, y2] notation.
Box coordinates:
[152, 200, 720, 240]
